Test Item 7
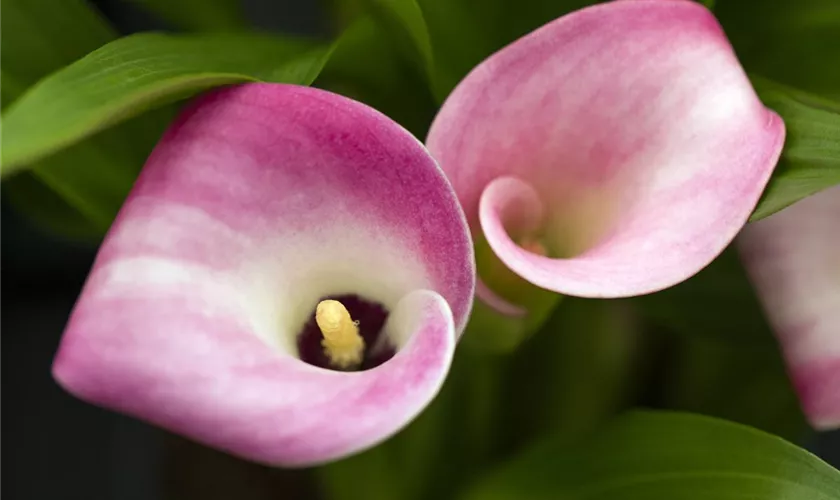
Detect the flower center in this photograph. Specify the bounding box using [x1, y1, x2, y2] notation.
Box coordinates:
[297, 294, 395, 371]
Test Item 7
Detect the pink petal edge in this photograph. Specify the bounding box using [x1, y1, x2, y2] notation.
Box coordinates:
[427, 0, 785, 302]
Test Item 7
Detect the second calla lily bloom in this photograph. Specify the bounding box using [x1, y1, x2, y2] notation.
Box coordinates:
[52, 84, 475, 466]
[740, 186, 840, 430]
[427, 0, 785, 307]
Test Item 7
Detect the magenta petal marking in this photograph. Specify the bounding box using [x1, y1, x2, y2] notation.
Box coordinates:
[52, 83, 475, 465]
[740, 186, 840, 430]
[427, 0, 785, 301]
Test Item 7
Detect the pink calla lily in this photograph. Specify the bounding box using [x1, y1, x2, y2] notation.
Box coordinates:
[740, 186, 840, 430]
[427, 0, 785, 310]
[52, 84, 475, 466]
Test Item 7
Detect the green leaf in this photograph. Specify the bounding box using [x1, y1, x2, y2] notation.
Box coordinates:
[2, 33, 334, 175]
[22, 109, 174, 233]
[0, 0, 141, 238]
[752, 79, 840, 220]
[462, 411, 840, 500]
[717, 0, 840, 101]
[130, 0, 249, 32]
[9, 104, 174, 237]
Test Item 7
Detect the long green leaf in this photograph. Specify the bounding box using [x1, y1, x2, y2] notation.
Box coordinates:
[462, 411, 840, 500]
[752, 79, 840, 220]
[2, 33, 334, 175]
[0, 0, 135, 237]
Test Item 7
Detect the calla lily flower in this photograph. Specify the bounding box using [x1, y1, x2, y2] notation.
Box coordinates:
[427, 0, 785, 311]
[52, 84, 475, 466]
[740, 185, 840, 430]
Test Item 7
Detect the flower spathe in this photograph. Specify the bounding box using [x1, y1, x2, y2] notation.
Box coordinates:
[427, 0, 785, 308]
[740, 186, 840, 430]
[52, 84, 475, 466]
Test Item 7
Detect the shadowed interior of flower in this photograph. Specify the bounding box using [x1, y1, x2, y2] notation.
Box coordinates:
[298, 295, 395, 371]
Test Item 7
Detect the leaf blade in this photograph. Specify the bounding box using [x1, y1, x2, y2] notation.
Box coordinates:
[2, 32, 334, 174]
[752, 79, 840, 220]
[462, 411, 840, 500]
[0, 0, 147, 238]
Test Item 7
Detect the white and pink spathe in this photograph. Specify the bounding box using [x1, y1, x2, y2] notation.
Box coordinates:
[52, 84, 475, 466]
[427, 0, 785, 310]
[740, 186, 840, 431]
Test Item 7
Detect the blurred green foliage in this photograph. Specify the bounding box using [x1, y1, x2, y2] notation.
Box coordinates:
[632, 248, 770, 344]
[131, 0, 249, 32]
[717, 0, 840, 102]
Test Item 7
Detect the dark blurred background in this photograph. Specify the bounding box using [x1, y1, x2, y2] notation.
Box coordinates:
[2, 1, 329, 498]
[3, 1, 839, 499]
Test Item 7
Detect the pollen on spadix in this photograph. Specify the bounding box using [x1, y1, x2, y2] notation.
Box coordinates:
[315, 299, 365, 370]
